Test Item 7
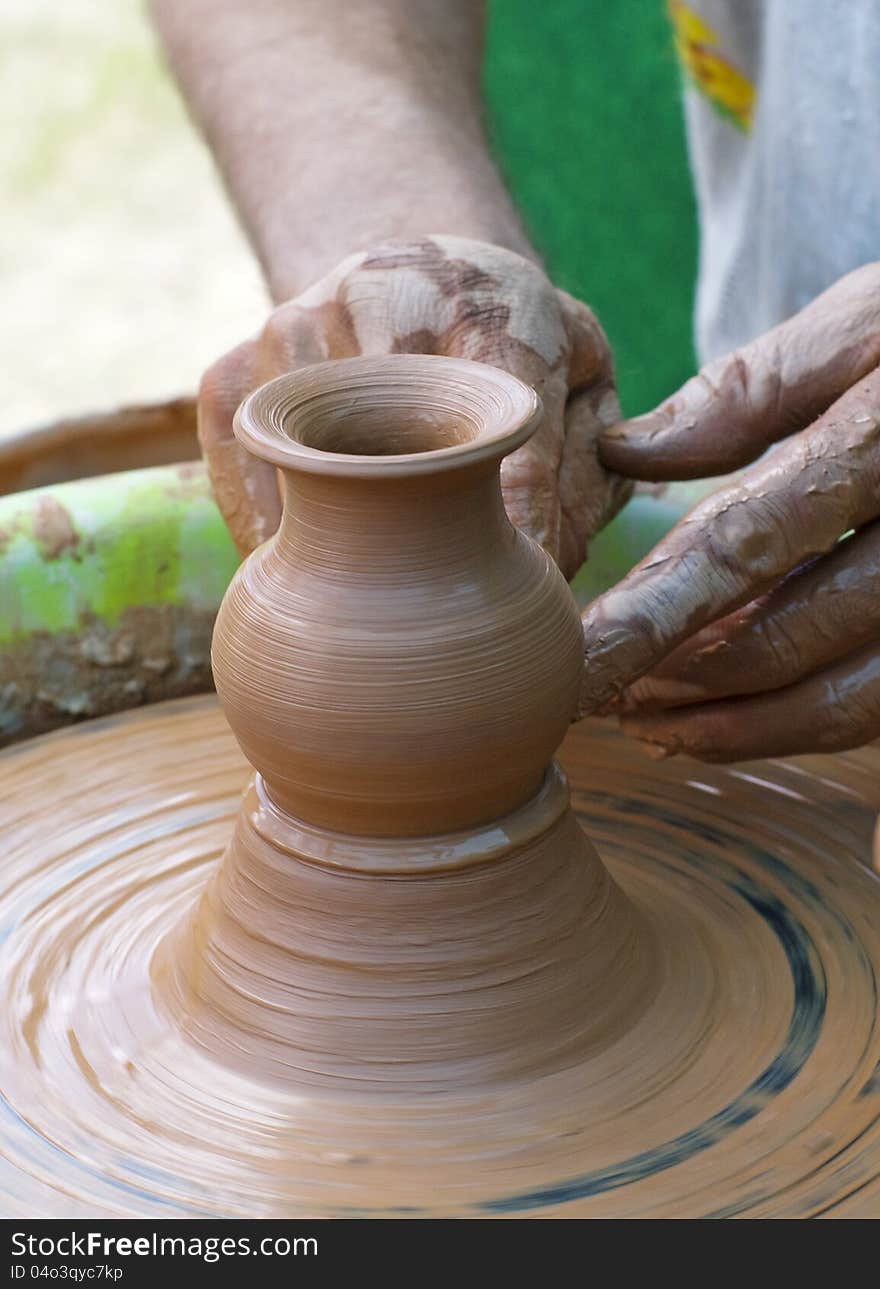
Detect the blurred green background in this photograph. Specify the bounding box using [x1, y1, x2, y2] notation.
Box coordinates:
[487, 0, 698, 415]
[4, 0, 697, 437]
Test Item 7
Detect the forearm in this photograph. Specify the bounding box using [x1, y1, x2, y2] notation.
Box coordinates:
[150, 0, 533, 301]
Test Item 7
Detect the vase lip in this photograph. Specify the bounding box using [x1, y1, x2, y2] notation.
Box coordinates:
[233, 355, 542, 478]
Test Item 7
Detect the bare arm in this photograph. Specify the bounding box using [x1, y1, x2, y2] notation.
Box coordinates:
[149, 1, 627, 578]
[149, 0, 534, 301]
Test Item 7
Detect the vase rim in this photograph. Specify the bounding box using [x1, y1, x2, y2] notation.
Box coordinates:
[233, 355, 542, 477]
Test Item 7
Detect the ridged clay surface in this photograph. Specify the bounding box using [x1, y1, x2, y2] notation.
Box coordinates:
[2, 698, 880, 1216]
[212, 357, 583, 835]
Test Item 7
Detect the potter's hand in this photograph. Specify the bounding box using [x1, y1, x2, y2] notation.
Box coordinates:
[199, 236, 631, 579]
[578, 263, 880, 760]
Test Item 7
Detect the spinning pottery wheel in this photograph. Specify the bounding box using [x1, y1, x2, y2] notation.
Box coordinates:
[2, 356, 880, 1219]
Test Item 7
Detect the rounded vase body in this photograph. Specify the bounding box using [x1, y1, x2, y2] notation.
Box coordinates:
[211, 356, 584, 836]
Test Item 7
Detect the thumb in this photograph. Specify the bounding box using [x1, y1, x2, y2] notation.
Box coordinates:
[555, 289, 628, 578]
[600, 263, 880, 481]
[199, 343, 282, 556]
[443, 306, 570, 564]
[498, 358, 570, 565]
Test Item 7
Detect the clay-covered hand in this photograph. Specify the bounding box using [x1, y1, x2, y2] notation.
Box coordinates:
[199, 235, 630, 579]
[579, 262, 880, 760]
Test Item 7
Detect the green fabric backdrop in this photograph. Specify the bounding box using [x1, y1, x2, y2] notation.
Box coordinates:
[485, 1, 698, 416]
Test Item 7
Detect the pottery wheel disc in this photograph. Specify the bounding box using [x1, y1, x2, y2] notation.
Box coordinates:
[3, 694, 880, 1218]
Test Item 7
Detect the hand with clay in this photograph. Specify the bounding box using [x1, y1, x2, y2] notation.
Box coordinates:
[579, 263, 880, 760]
[152, 1, 628, 580]
[199, 236, 629, 578]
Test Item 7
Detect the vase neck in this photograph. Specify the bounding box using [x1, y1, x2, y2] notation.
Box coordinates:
[275, 460, 512, 577]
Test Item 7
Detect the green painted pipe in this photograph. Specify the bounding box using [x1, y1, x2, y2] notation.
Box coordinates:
[0, 461, 236, 643]
[0, 462, 238, 743]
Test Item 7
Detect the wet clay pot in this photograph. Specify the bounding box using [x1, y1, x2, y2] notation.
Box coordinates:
[4, 361, 880, 1212]
[211, 356, 584, 836]
[164, 356, 649, 1088]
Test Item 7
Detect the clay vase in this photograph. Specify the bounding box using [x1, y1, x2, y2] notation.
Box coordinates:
[161, 355, 650, 1089]
[212, 355, 582, 835]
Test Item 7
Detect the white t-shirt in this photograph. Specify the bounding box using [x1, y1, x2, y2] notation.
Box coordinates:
[670, 0, 880, 362]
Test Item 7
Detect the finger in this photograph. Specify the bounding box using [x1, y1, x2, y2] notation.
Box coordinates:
[620, 640, 880, 761]
[557, 382, 632, 579]
[435, 271, 569, 564]
[208, 296, 360, 555]
[257, 297, 358, 369]
[433, 304, 569, 563]
[578, 370, 880, 715]
[556, 288, 614, 388]
[198, 341, 282, 556]
[555, 290, 631, 578]
[498, 358, 568, 564]
[601, 262, 880, 479]
[624, 520, 880, 708]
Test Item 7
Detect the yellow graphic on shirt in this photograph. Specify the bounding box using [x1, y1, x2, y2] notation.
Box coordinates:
[668, 1, 755, 132]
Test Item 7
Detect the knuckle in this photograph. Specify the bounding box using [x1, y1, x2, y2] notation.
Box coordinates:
[557, 288, 595, 324]
[712, 347, 750, 399]
[198, 357, 238, 425]
[819, 677, 880, 747]
[259, 307, 296, 364]
[359, 235, 444, 272]
[198, 360, 223, 409]
[198, 340, 256, 449]
[760, 617, 801, 675]
[844, 679, 880, 730]
[559, 292, 614, 385]
[200, 335, 255, 400]
[260, 310, 286, 344]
